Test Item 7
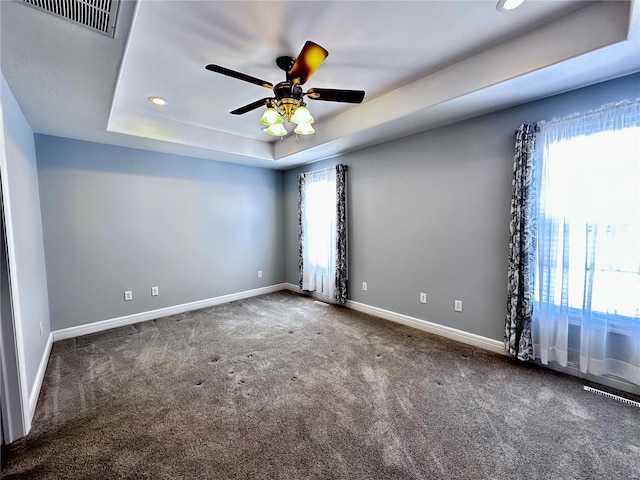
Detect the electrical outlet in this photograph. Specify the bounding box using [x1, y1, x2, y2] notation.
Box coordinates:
[151, 286, 159, 296]
[420, 292, 427, 304]
[454, 300, 463, 312]
[124, 290, 133, 301]
[362, 282, 368, 291]
[258, 270, 263, 278]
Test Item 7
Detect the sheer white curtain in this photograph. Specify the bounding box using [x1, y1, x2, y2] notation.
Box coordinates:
[300, 168, 338, 299]
[532, 100, 640, 386]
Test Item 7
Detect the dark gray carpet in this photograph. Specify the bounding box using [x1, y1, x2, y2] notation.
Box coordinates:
[3, 291, 639, 479]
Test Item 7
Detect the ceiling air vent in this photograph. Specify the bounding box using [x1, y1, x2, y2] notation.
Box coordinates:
[21, 0, 120, 37]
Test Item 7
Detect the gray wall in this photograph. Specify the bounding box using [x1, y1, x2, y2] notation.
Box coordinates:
[36, 136, 284, 331]
[283, 73, 640, 342]
[1, 74, 51, 425]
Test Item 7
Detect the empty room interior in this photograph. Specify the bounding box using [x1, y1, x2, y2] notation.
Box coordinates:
[1, 0, 639, 478]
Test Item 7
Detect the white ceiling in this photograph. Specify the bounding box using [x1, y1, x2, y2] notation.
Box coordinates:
[1, 0, 639, 170]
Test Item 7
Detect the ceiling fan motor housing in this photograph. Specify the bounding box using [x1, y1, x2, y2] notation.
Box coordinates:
[273, 81, 303, 121]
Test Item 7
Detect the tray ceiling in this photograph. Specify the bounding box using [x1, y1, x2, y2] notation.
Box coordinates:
[2, 1, 639, 169]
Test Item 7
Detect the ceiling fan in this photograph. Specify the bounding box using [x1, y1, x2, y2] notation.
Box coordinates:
[205, 41, 365, 136]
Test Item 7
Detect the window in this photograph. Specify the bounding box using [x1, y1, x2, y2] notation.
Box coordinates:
[304, 178, 336, 277]
[532, 100, 640, 386]
[536, 126, 639, 320]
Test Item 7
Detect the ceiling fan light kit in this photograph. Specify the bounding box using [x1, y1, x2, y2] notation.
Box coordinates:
[206, 40, 365, 138]
[261, 100, 314, 138]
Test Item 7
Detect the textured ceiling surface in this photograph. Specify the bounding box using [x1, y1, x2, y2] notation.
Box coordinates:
[2, 1, 639, 169]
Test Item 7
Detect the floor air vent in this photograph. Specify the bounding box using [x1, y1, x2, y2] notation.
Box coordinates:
[584, 386, 640, 408]
[21, 0, 119, 37]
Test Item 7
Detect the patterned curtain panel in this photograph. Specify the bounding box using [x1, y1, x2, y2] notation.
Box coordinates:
[298, 174, 306, 290]
[505, 123, 537, 360]
[298, 164, 348, 304]
[335, 164, 348, 304]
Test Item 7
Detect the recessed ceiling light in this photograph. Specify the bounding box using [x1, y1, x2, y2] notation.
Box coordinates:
[148, 96, 167, 106]
[496, 0, 525, 12]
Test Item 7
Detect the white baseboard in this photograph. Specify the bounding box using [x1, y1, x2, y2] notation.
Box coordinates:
[52, 284, 288, 342]
[284, 283, 506, 355]
[28, 332, 53, 419]
[346, 300, 506, 355]
[53, 282, 504, 357]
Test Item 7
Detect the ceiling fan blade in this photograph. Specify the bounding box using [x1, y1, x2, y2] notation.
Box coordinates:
[230, 98, 272, 115]
[306, 88, 365, 104]
[287, 41, 328, 85]
[205, 64, 273, 89]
